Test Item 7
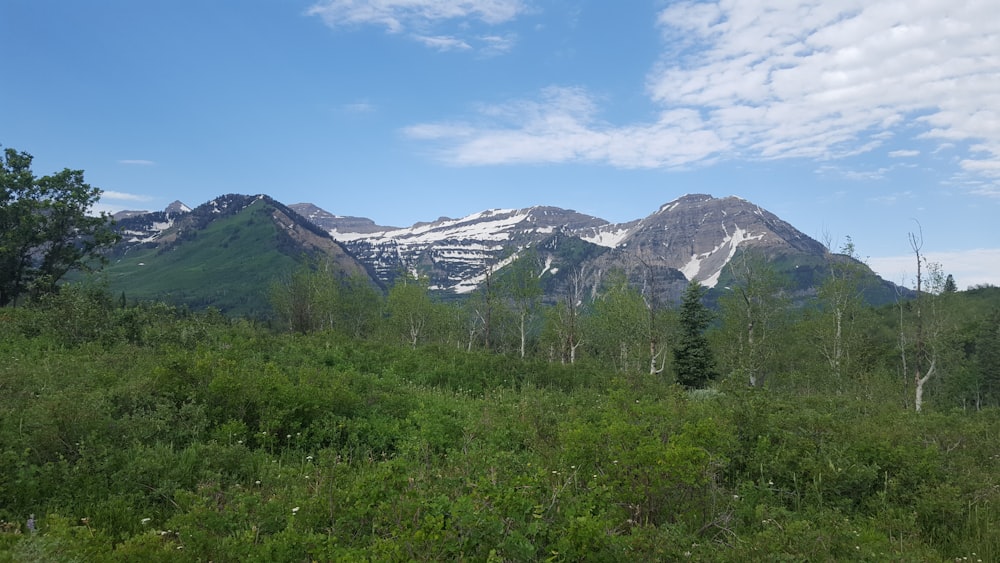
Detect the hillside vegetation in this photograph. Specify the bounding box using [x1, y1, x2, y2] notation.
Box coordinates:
[1, 268, 999, 561]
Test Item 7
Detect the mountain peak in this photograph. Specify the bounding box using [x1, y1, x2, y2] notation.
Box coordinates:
[165, 200, 191, 214]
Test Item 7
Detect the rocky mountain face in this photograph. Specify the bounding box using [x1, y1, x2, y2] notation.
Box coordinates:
[106, 192, 895, 312]
[291, 194, 843, 303]
[290, 203, 610, 294]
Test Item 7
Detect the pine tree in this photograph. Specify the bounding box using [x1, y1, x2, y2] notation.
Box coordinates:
[943, 274, 958, 294]
[673, 281, 718, 388]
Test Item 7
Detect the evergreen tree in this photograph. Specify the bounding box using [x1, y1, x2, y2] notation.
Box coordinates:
[673, 281, 718, 388]
[943, 274, 958, 294]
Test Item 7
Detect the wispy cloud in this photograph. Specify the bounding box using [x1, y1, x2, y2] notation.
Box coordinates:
[118, 159, 156, 166]
[413, 34, 471, 51]
[307, 0, 526, 52]
[888, 150, 920, 158]
[865, 190, 914, 205]
[101, 191, 153, 202]
[404, 86, 727, 168]
[478, 33, 517, 56]
[816, 164, 893, 182]
[869, 249, 1000, 289]
[404, 0, 1000, 196]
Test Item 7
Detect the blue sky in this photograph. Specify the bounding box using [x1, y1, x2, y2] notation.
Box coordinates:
[2, 1, 998, 287]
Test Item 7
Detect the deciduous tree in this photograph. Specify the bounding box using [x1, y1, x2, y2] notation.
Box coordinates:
[501, 249, 543, 358]
[716, 251, 788, 387]
[585, 271, 648, 373]
[0, 146, 119, 306]
[815, 237, 872, 379]
[385, 273, 438, 348]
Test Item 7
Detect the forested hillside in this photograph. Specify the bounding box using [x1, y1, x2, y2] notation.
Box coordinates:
[1, 263, 999, 560]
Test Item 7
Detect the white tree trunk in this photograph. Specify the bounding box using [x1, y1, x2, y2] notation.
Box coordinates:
[914, 358, 936, 412]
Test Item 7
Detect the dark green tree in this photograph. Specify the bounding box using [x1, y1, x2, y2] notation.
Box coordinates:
[943, 274, 958, 294]
[0, 146, 119, 306]
[673, 281, 718, 388]
[974, 308, 1000, 407]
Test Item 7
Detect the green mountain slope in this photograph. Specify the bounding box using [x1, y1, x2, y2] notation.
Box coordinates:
[104, 195, 371, 316]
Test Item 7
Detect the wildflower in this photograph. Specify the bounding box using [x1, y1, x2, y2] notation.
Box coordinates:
[26, 514, 36, 534]
[255, 480, 261, 485]
[292, 506, 300, 514]
[306, 455, 313, 461]
[141, 517, 151, 525]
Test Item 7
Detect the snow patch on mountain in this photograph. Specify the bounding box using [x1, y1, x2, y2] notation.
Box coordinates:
[681, 223, 765, 288]
[450, 251, 521, 294]
[580, 227, 631, 248]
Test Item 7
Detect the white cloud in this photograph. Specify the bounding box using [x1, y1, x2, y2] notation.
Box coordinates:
[869, 249, 1000, 289]
[478, 33, 517, 56]
[306, 0, 526, 33]
[118, 159, 155, 166]
[889, 150, 920, 158]
[817, 164, 893, 182]
[101, 191, 153, 202]
[405, 86, 727, 167]
[412, 34, 471, 51]
[405, 0, 1000, 195]
[93, 191, 154, 216]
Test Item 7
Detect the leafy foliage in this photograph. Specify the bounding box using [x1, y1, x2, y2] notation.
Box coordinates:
[3, 211, 1000, 559]
[0, 146, 118, 307]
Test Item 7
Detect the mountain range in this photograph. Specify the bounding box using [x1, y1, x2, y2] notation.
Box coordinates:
[105, 193, 898, 314]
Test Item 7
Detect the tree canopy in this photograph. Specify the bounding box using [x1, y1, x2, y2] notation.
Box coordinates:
[0, 146, 118, 306]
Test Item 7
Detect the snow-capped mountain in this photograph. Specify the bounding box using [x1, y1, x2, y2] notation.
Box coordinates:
[112, 200, 191, 244]
[290, 204, 609, 293]
[105, 193, 899, 311]
[291, 194, 834, 299]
